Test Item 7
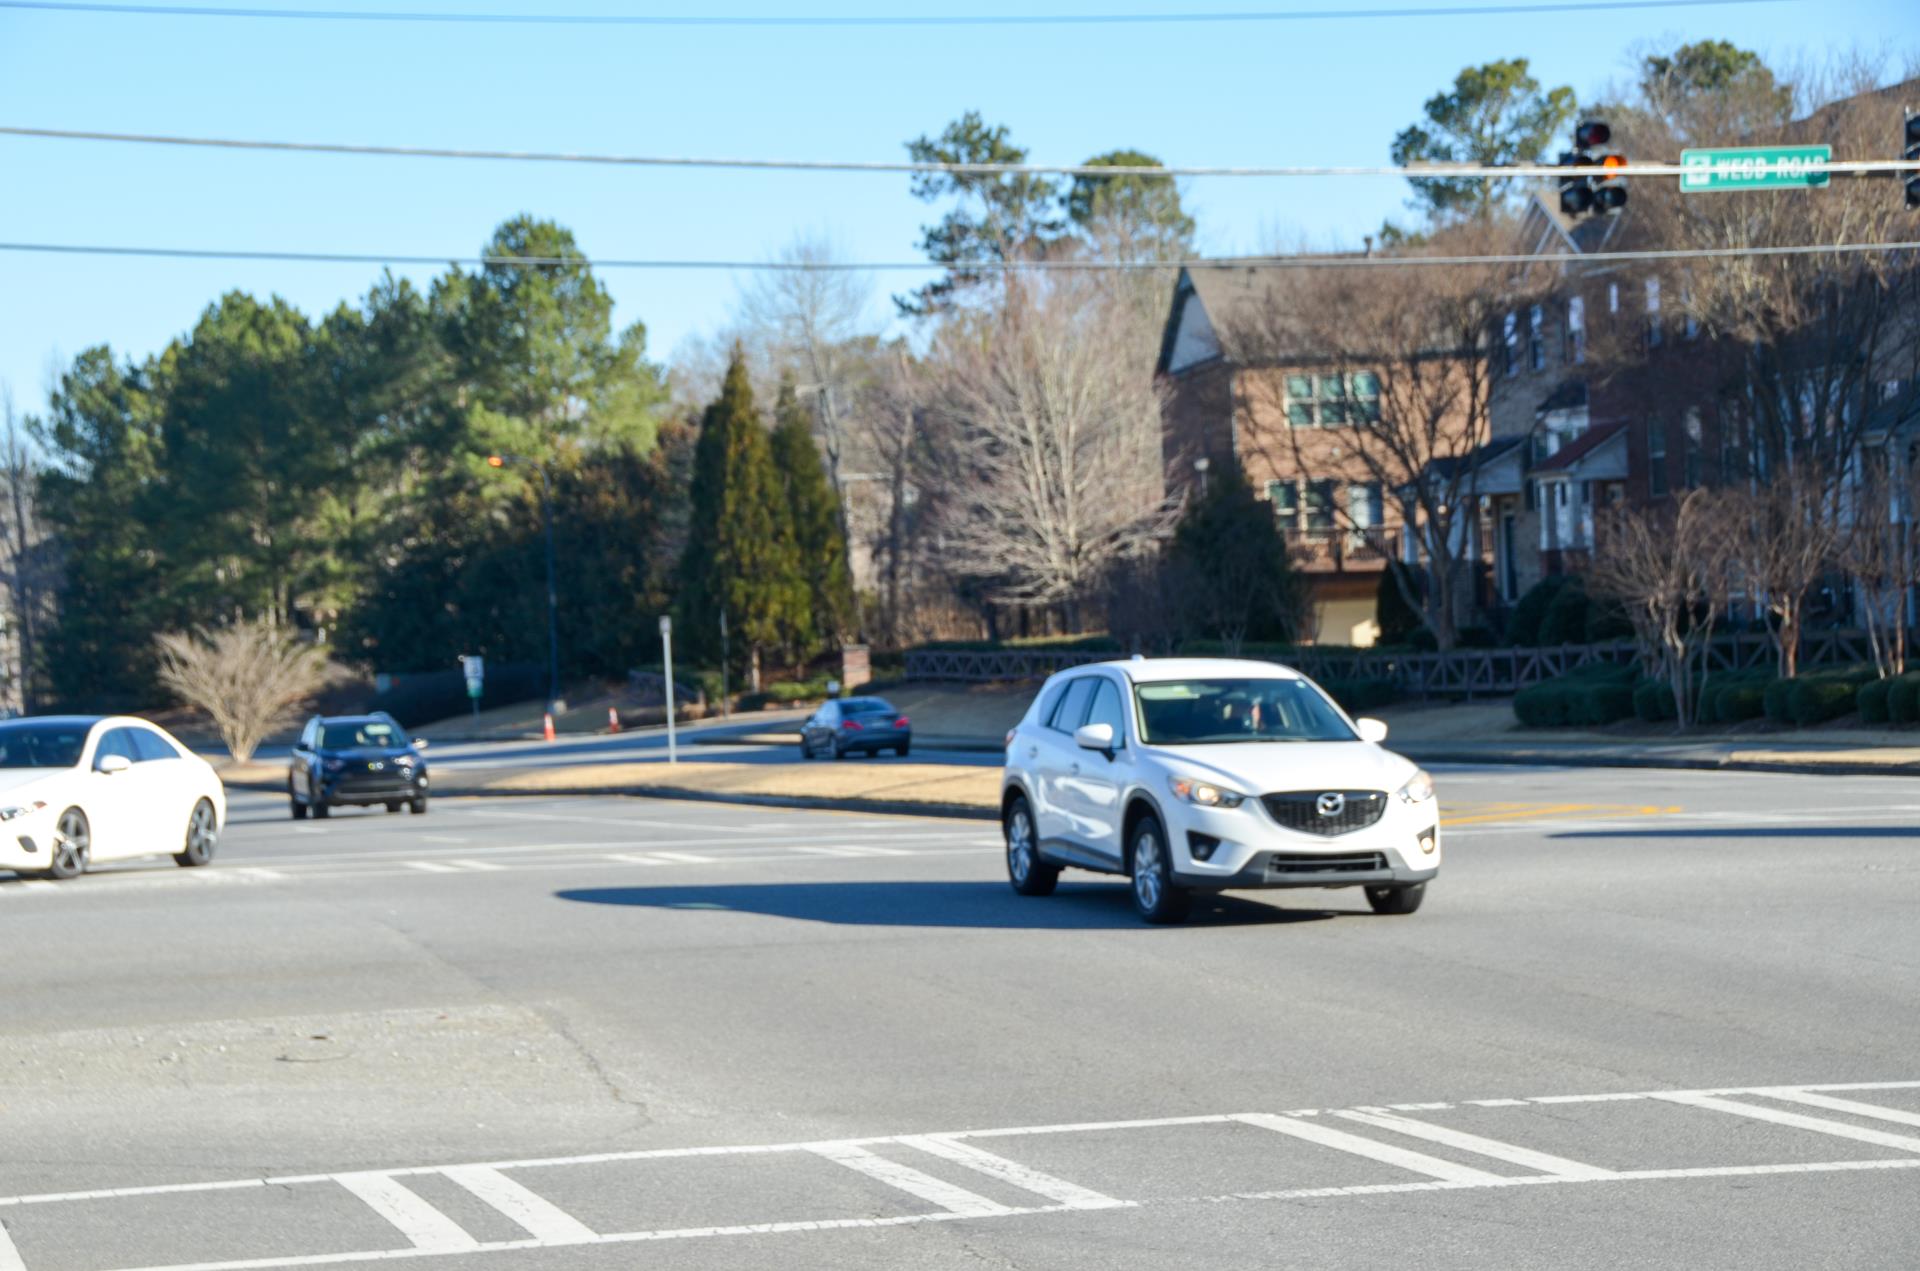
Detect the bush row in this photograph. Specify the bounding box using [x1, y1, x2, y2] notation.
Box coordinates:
[1521, 663, 1908, 730]
[1512, 662, 1638, 727]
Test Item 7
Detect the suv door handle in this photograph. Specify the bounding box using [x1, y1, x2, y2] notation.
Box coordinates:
[1069, 763, 1081, 776]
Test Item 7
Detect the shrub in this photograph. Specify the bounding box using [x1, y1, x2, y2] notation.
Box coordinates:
[1507, 576, 1571, 647]
[1705, 682, 1767, 725]
[1788, 678, 1859, 726]
[1514, 663, 1635, 727]
[1858, 678, 1894, 724]
[1375, 562, 1424, 647]
[1584, 598, 1635, 643]
[1889, 673, 1920, 724]
[1514, 681, 1572, 727]
[1634, 679, 1677, 722]
[1538, 583, 1592, 647]
[1762, 677, 1796, 723]
[1570, 680, 1636, 725]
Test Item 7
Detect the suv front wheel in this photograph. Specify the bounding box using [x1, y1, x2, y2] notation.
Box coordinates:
[1366, 882, 1425, 915]
[1129, 813, 1190, 924]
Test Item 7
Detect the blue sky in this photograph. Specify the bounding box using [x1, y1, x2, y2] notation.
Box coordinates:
[0, 0, 1909, 419]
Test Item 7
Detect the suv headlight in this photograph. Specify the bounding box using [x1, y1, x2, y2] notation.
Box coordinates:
[0, 801, 46, 822]
[1396, 769, 1436, 804]
[1169, 775, 1245, 809]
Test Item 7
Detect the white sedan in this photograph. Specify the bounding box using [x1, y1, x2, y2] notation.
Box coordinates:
[0, 716, 226, 880]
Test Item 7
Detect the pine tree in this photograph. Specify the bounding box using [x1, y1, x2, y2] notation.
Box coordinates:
[679, 351, 805, 691]
[770, 382, 855, 657]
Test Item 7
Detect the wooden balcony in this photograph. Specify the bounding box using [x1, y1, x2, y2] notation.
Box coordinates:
[1281, 526, 1398, 574]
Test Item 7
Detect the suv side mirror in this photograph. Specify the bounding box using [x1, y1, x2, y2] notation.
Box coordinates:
[411, 738, 430, 751]
[96, 753, 132, 775]
[1355, 718, 1389, 743]
[1074, 722, 1116, 753]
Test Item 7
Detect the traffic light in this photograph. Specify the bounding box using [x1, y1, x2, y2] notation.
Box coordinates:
[1558, 120, 1627, 219]
[1905, 111, 1920, 211]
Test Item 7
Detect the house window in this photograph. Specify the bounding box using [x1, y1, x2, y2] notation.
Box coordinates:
[1648, 419, 1669, 497]
[1284, 373, 1376, 426]
[1579, 480, 1592, 505]
[1566, 296, 1586, 365]
[1502, 313, 1520, 377]
[1267, 479, 1299, 531]
[1683, 408, 1704, 488]
[1528, 305, 1545, 370]
[1304, 480, 1335, 531]
[1347, 482, 1384, 529]
[1645, 277, 1663, 348]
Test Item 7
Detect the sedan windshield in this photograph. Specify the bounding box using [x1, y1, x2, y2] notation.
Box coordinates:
[0, 721, 91, 768]
[1134, 679, 1356, 745]
[842, 699, 898, 716]
[321, 721, 406, 749]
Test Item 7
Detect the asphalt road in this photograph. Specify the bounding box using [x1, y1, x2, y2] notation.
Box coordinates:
[3, 765, 1917, 1270]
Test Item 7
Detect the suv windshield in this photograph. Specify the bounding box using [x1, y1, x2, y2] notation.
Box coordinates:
[0, 721, 92, 768]
[320, 720, 406, 750]
[1134, 679, 1356, 745]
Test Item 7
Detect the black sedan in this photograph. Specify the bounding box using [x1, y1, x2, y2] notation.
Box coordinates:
[289, 713, 430, 818]
[799, 697, 912, 759]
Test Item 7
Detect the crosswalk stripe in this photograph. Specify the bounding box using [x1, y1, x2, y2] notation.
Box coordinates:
[1335, 1110, 1615, 1179]
[808, 1143, 1010, 1217]
[1653, 1092, 1920, 1153]
[1234, 1113, 1506, 1184]
[897, 1135, 1127, 1210]
[1754, 1089, 1920, 1129]
[0, 1214, 26, 1271]
[441, 1166, 596, 1242]
[335, 1173, 477, 1251]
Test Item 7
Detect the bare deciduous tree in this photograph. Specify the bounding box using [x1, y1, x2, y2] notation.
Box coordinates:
[1589, 488, 1737, 728]
[1838, 455, 1916, 678]
[926, 274, 1175, 627]
[1723, 468, 1841, 679]
[155, 620, 328, 762]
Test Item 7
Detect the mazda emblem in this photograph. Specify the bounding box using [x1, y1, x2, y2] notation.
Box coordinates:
[1316, 792, 1346, 817]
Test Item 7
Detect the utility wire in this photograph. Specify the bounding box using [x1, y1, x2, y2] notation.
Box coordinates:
[3, 240, 1915, 271]
[0, 0, 1802, 27]
[5, 125, 1915, 178]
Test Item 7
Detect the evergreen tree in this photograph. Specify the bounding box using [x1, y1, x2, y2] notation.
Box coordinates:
[1168, 475, 1304, 653]
[770, 383, 855, 657]
[678, 351, 805, 689]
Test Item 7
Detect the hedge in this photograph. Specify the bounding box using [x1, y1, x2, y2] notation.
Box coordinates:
[1762, 677, 1797, 724]
[1514, 663, 1637, 727]
[1788, 678, 1859, 726]
[1858, 677, 1894, 724]
[1890, 673, 1920, 724]
[1537, 584, 1592, 648]
[1704, 682, 1767, 725]
[1506, 576, 1572, 647]
[1633, 679, 1678, 722]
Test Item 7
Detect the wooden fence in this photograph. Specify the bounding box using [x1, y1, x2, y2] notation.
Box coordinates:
[901, 629, 1880, 699]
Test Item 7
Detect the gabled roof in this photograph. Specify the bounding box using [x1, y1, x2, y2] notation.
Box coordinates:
[1532, 419, 1627, 475]
[1537, 380, 1589, 415]
[1155, 257, 1368, 375]
[1420, 434, 1529, 483]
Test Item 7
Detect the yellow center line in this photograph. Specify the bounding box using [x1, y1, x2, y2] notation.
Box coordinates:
[1440, 803, 1683, 827]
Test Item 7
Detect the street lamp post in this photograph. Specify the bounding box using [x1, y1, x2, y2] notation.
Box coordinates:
[488, 454, 562, 718]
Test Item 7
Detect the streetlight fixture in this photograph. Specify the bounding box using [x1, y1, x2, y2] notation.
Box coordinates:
[487, 454, 562, 719]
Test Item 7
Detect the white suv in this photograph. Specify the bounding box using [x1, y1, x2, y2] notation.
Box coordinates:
[1000, 657, 1439, 923]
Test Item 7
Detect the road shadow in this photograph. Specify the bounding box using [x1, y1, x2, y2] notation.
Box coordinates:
[554, 880, 1349, 930]
[1554, 825, 1920, 840]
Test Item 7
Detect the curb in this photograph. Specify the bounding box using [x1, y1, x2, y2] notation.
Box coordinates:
[218, 776, 997, 821]
[1396, 746, 1920, 778]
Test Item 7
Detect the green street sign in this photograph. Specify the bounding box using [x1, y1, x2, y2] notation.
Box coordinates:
[1680, 145, 1831, 193]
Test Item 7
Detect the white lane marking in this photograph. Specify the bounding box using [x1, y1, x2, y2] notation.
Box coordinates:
[240, 867, 286, 881]
[440, 1166, 596, 1243]
[449, 860, 506, 872]
[1529, 1092, 1648, 1104]
[806, 1142, 1009, 1217]
[648, 851, 713, 864]
[605, 853, 668, 865]
[1385, 1102, 1451, 1111]
[1334, 1110, 1615, 1179]
[1653, 1092, 1920, 1153]
[420, 836, 469, 845]
[950, 1114, 1233, 1141]
[896, 1136, 1128, 1211]
[1754, 1088, 1920, 1129]
[334, 1174, 477, 1251]
[1470, 1099, 1530, 1108]
[20, 881, 58, 892]
[1233, 1113, 1505, 1185]
[91, 1160, 1920, 1271]
[0, 1216, 26, 1271]
[403, 862, 461, 874]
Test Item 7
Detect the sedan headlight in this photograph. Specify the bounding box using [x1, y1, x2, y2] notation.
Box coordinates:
[1396, 769, 1436, 804]
[0, 801, 46, 822]
[394, 754, 415, 768]
[1169, 775, 1245, 809]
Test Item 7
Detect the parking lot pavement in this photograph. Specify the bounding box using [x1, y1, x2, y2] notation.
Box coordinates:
[3, 768, 1917, 1269]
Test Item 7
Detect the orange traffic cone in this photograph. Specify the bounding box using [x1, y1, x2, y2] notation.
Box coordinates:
[543, 712, 556, 742]
[607, 706, 621, 734]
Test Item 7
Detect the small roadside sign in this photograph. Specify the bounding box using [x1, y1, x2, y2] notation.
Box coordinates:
[459, 654, 485, 699]
[1680, 145, 1831, 193]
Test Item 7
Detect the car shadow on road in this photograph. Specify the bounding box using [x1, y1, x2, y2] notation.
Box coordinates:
[554, 881, 1349, 930]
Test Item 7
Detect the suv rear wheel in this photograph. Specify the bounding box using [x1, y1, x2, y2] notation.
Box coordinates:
[1129, 814, 1190, 924]
[1003, 795, 1058, 896]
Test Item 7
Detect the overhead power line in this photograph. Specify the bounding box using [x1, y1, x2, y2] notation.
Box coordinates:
[0, 0, 1801, 27]
[5, 125, 1916, 179]
[3, 240, 1915, 271]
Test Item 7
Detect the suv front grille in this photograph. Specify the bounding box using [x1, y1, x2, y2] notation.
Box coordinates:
[1266, 851, 1389, 875]
[1261, 790, 1388, 837]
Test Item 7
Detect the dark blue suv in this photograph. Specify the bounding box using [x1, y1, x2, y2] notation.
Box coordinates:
[289, 713, 430, 819]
